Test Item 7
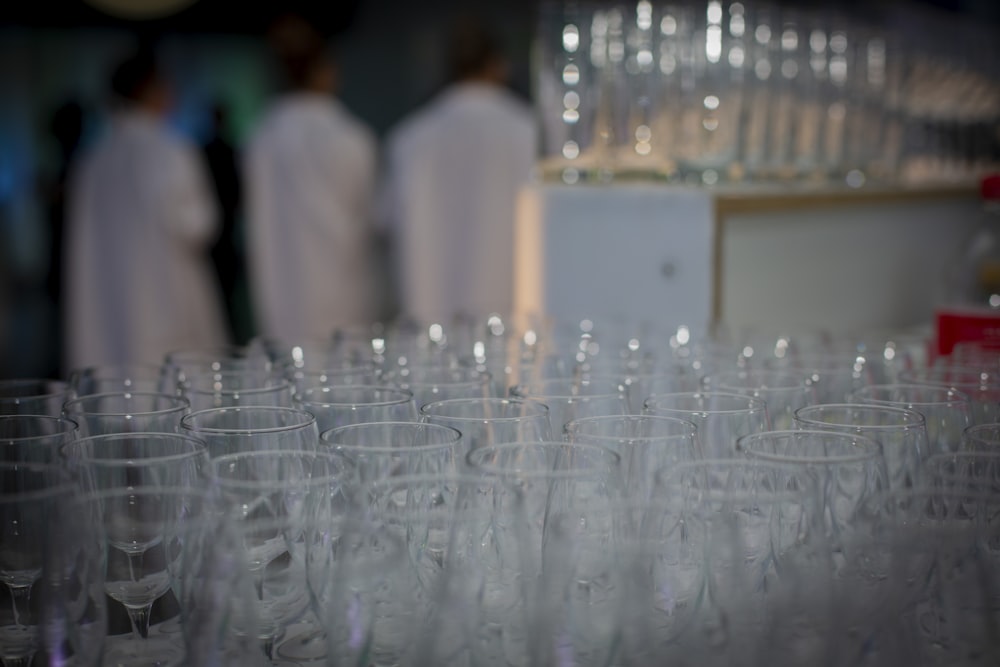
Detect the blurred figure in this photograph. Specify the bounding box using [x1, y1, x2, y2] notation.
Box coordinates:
[202, 102, 252, 344]
[39, 99, 86, 376]
[64, 49, 227, 369]
[380, 15, 537, 325]
[245, 16, 379, 341]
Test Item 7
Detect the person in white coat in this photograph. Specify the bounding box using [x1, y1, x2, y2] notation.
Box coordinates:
[64, 51, 227, 370]
[245, 28, 379, 342]
[381, 17, 538, 326]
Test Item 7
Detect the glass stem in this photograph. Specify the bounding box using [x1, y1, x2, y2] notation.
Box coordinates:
[125, 602, 154, 639]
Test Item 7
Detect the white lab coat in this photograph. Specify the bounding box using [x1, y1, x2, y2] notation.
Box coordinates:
[381, 82, 537, 325]
[65, 110, 227, 369]
[245, 94, 378, 341]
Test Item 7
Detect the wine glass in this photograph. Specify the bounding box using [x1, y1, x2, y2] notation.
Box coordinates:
[87, 486, 210, 666]
[180, 406, 319, 458]
[899, 365, 1000, 426]
[62, 392, 190, 436]
[180, 369, 295, 411]
[210, 450, 355, 661]
[381, 364, 494, 411]
[509, 377, 629, 433]
[794, 403, 929, 489]
[60, 432, 210, 495]
[294, 385, 418, 433]
[69, 363, 174, 397]
[0, 380, 74, 417]
[420, 398, 552, 449]
[849, 383, 972, 455]
[0, 462, 99, 667]
[643, 391, 769, 458]
[0, 415, 78, 464]
[564, 413, 700, 505]
[320, 421, 465, 483]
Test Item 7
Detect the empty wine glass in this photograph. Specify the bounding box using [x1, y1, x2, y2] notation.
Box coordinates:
[0, 462, 88, 666]
[69, 363, 174, 397]
[510, 377, 629, 433]
[87, 486, 210, 666]
[643, 391, 769, 458]
[210, 450, 355, 661]
[179, 370, 295, 411]
[180, 406, 319, 458]
[899, 366, 1000, 426]
[162, 346, 273, 387]
[420, 398, 552, 449]
[564, 413, 700, 504]
[849, 383, 972, 455]
[702, 368, 814, 430]
[320, 421, 465, 483]
[60, 432, 210, 494]
[735, 429, 888, 549]
[0, 380, 73, 417]
[294, 385, 418, 433]
[62, 392, 190, 436]
[794, 403, 929, 489]
[0, 415, 78, 464]
[381, 364, 494, 411]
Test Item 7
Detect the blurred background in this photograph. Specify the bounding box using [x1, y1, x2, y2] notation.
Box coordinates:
[1, 0, 998, 379]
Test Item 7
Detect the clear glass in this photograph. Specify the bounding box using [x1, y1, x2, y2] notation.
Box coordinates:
[848, 383, 972, 455]
[62, 391, 190, 436]
[564, 413, 699, 503]
[0, 415, 78, 464]
[180, 406, 319, 458]
[294, 385, 417, 433]
[180, 370, 294, 411]
[642, 391, 770, 458]
[510, 376, 629, 433]
[69, 363, 174, 397]
[898, 365, 1000, 425]
[60, 432, 210, 494]
[320, 421, 465, 483]
[0, 379, 73, 417]
[793, 403, 929, 489]
[420, 398, 552, 449]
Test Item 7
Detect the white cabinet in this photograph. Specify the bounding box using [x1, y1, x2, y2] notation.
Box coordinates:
[514, 184, 715, 337]
[514, 183, 979, 336]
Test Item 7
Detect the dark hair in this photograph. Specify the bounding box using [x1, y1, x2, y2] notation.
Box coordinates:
[110, 50, 161, 102]
[446, 15, 503, 83]
[267, 13, 328, 90]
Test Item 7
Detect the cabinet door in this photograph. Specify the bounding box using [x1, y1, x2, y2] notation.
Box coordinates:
[514, 184, 714, 336]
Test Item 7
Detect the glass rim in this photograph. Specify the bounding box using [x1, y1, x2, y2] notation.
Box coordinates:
[294, 384, 414, 407]
[180, 405, 317, 433]
[736, 429, 884, 464]
[320, 421, 463, 451]
[563, 414, 698, 441]
[182, 378, 294, 396]
[704, 370, 812, 391]
[62, 391, 190, 416]
[899, 366, 999, 386]
[0, 378, 71, 402]
[643, 391, 768, 414]
[465, 440, 621, 478]
[0, 414, 79, 441]
[420, 397, 550, 421]
[848, 383, 972, 406]
[164, 345, 267, 363]
[963, 422, 1000, 442]
[61, 432, 209, 464]
[209, 449, 352, 487]
[793, 403, 926, 430]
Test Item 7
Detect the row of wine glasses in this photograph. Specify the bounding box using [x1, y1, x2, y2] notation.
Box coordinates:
[1, 315, 999, 665]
